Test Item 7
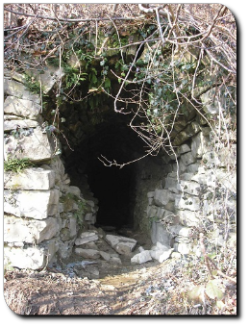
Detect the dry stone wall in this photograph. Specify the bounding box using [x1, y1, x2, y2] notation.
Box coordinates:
[145, 120, 237, 258]
[4, 71, 98, 270]
[4, 69, 236, 274]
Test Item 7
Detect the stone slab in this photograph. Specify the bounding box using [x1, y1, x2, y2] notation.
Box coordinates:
[5, 126, 53, 162]
[4, 239, 57, 270]
[131, 250, 152, 264]
[4, 79, 40, 103]
[4, 189, 60, 219]
[150, 247, 174, 263]
[75, 231, 98, 246]
[4, 96, 42, 120]
[105, 234, 137, 255]
[4, 215, 60, 244]
[4, 119, 39, 131]
[4, 168, 55, 190]
[75, 248, 100, 259]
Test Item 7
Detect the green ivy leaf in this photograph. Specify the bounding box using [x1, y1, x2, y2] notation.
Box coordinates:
[104, 77, 111, 90]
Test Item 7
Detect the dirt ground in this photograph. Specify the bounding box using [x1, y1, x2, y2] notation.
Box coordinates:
[4, 256, 237, 316]
[4, 225, 237, 316]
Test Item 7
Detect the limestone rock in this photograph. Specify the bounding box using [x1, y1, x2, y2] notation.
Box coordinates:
[202, 151, 220, 169]
[150, 243, 174, 263]
[4, 79, 40, 103]
[73, 261, 99, 279]
[147, 206, 175, 224]
[151, 221, 172, 247]
[200, 88, 220, 115]
[158, 248, 174, 263]
[179, 144, 191, 154]
[174, 242, 192, 255]
[83, 242, 98, 250]
[179, 172, 194, 181]
[4, 96, 42, 120]
[171, 252, 182, 260]
[168, 225, 194, 238]
[49, 157, 65, 181]
[131, 250, 152, 264]
[153, 189, 173, 206]
[175, 195, 200, 211]
[4, 215, 60, 244]
[4, 119, 39, 131]
[173, 122, 201, 146]
[176, 210, 199, 227]
[177, 180, 200, 196]
[165, 176, 179, 194]
[186, 163, 200, 174]
[57, 239, 75, 259]
[191, 132, 212, 159]
[67, 186, 81, 198]
[60, 214, 77, 240]
[100, 251, 122, 265]
[75, 248, 100, 259]
[4, 239, 57, 270]
[27, 67, 64, 94]
[4, 168, 55, 190]
[75, 231, 98, 246]
[4, 189, 60, 219]
[180, 151, 196, 166]
[105, 234, 137, 255]
[5, 126, 53, 162]
[84, 212, 96, 225]
[4, 69, 26, 83]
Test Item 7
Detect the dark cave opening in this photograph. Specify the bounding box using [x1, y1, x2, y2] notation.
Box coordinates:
[87, 162, 134, 228]
[63, 113, 145, 230]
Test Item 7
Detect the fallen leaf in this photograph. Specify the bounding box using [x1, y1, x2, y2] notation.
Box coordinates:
[205, 279, 224, 300]
[187, 285, 205, 302]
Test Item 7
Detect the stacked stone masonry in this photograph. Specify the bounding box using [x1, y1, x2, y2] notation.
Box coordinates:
[4, 72, 98, 270]
[4, 69, 236, 275]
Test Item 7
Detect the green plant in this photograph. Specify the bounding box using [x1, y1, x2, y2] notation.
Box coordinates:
[4, 158, 34, 173]
[63, 64, 88, 90]
[24, 74, 42, 94]
[74, 199, 87, 228]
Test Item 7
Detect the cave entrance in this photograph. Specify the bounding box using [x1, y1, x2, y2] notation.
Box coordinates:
[63, 111, 144, 231]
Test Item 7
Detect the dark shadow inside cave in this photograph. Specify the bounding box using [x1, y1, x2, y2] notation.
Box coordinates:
[63, 112, 145, 230]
